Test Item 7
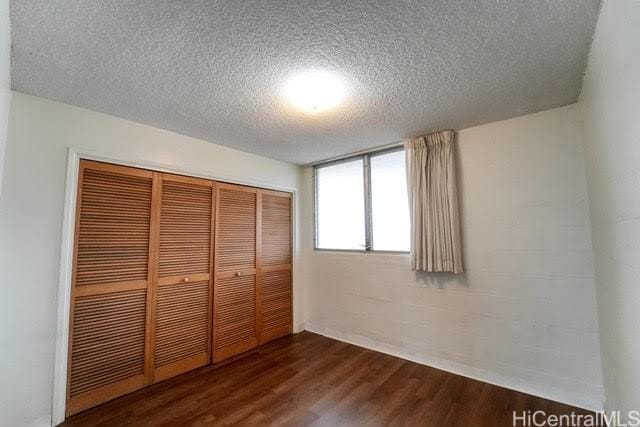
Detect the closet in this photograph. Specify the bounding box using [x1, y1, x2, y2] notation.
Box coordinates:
[66, 160, 292, 416]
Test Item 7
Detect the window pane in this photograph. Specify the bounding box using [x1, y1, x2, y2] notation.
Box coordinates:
[316, 159, 365, 250]
[371, 150, 410, 251]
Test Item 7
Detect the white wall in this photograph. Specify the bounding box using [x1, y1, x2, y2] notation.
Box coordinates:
[0, 93, 304, 427]
[0, 0, 10, 193]
[302, 104, 604, 410]
[579, 0, 640, 417]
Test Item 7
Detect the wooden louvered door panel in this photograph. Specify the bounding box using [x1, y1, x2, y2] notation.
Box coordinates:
[67, 160, 157, 416]
[258, 190, 293, 344]
[152, 174, 214, 382]
[213, 183, 258, 362]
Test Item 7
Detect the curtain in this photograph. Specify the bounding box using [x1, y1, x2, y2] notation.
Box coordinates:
[405, 130, 463, 273]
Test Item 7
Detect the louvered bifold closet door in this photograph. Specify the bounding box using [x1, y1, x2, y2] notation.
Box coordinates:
[258, 190, 293, 344]
[152, 174, 214, 382]
[67, 160, 158, 416]
[213, 183, 258, 362]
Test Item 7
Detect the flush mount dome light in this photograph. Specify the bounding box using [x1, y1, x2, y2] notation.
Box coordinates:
[285, 71, 346, 114]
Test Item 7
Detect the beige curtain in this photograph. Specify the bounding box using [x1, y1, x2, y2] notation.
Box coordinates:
[405, 130, 463, 273]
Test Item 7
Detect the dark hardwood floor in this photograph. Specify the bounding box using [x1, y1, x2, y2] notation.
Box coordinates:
[62, 331, 599, 426]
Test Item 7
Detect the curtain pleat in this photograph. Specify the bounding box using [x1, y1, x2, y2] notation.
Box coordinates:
[405, 130, 463, 273]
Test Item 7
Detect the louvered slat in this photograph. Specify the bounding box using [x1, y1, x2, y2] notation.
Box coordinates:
[260, 270, 292, 334]
[213, 184, 258, 361]
[215, 275, 256, 349]
[261, 194, 292, 266]
[67, 161, 154, 416]
[158, 179, 212, 278]
[216, 187, 256, 271]
[258, 190, 293, 345]
[155, 281, 210, 367]
[153, 175, 213, 382]
[75, 167, 152, 287]
[70, 289, 146, 397]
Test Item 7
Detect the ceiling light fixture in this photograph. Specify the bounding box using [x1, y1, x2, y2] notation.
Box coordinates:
[284, 70, 346, 114]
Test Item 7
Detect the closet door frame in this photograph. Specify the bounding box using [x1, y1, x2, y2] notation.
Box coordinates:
[52, 149, 296, 425]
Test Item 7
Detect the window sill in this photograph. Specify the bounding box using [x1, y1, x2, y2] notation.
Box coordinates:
[313, 248, 410, 255]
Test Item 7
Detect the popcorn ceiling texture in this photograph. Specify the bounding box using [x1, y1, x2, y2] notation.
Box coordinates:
[11, 0, 600, 164]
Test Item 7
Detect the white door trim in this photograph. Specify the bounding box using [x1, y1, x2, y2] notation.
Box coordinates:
[51, 146, 299, 425]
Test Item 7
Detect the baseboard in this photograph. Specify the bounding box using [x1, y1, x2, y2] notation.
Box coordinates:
[305, 324, 604, 413]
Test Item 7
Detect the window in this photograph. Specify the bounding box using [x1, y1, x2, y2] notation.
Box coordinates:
[314, 148, 410, 252]
[370, 150, 410, 251]
[315, 158, 366, 250]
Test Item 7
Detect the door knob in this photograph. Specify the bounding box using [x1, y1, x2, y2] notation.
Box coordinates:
[183, 276, 190, 283]
[235, 272, 242, 277]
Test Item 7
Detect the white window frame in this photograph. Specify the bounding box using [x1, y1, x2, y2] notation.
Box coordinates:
[313, 146, 408, 253]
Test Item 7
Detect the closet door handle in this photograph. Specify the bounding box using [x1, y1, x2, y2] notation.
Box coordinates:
[183, 276, 190, 283]
[235, 272, 242, 277]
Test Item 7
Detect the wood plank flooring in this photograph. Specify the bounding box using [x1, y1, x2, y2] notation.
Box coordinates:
[62, 331, 599, 426]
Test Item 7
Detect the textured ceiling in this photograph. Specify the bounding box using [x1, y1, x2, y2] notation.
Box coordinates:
[11, 0, 600, 164]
